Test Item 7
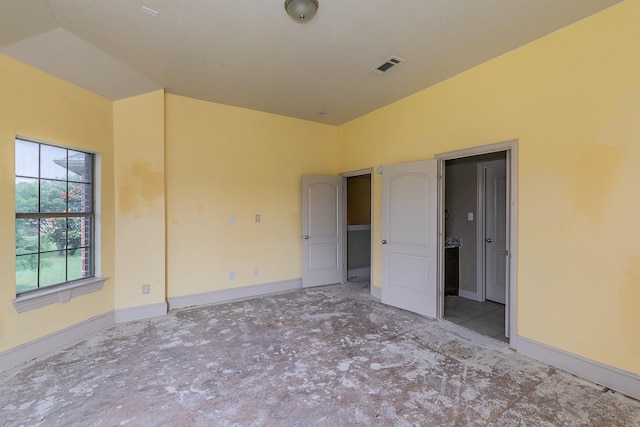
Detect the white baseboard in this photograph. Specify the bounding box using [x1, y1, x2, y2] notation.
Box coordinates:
[114, 302, 168, 323]
[1, 280, 302, 371]
[167, 278, 302, 310]
[517, 336, 640, 400]
[0, 311, 114, 373]
[458, 289, 478, 300]
[347, 267, 371, 279]
[370, 285, 381, 300]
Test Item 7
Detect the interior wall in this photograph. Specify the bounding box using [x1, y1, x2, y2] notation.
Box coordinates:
[445, 153, 506, 296]
[0, 55, 115, 353]
[164, 94, 338, 298]
[445, 159, 478, 295]
[336, 0, 639, 374]
[113, 90, 166, 310]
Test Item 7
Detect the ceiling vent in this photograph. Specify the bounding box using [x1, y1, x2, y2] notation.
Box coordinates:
[370, 56, 405, 74]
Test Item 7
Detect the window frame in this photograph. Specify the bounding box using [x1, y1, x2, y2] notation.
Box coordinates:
[12, 137, 107, 313]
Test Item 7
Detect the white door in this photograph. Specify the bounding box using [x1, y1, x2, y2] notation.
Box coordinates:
[484, 161, 507, 304]
[381, 160, 438, 318]
[302, 175, 343, 287]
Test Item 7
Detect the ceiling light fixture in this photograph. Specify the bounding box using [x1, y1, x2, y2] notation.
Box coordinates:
[284, 0, 318, 23]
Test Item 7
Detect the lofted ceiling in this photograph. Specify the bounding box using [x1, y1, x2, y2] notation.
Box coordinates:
[0, 0, 623, 125]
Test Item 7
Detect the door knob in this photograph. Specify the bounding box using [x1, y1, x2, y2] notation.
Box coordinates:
[486, 238, 493, 243]
[382, 240, 388, 244]
[304, 235, 309, 239]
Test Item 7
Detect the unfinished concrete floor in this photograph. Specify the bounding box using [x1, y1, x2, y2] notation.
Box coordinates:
[1, 282, 639, 426]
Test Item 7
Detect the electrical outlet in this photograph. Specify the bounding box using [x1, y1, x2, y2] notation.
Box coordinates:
[253, 268, 259, 277]
[229, 271, 235, 280]
[142, 284, 150, 294]
[255, 214, 261, 222]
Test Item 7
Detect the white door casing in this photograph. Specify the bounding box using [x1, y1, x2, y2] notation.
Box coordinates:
[381, 160, 438, 318]
[302, 175, 343, 288]
[483, 161, 507, 304]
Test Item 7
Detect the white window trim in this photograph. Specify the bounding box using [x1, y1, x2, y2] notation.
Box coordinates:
[12, 276, 109, 313]
[13, 137, 105, 312]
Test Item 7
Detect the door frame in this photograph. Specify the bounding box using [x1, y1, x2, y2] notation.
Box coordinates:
[341, 168, 374, 289]
[476, 159, 507, 303]
[436, 140, 518, 348]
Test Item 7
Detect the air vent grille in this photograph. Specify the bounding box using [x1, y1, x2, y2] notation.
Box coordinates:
[370, 56, 405, 74]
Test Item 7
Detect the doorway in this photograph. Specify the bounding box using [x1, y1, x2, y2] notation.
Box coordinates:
[345, 174, 372, 281]
[342, 170, 373, 293]
[438, 142, 516, 345]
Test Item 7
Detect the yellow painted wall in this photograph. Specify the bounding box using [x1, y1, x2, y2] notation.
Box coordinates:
[0, 55, 115, 353]
[337, 1, 639, 373]
[113, 91, 166, 309]
[165, 94, 337, 297]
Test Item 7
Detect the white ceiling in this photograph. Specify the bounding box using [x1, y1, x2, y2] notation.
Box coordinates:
[0, 0, 623, 125]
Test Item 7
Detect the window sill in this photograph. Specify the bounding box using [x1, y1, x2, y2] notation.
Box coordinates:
[12, 277, 109, 314]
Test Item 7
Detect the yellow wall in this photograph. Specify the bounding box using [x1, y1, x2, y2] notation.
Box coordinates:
[337, 1, 639, 373]
[113, 91, 166, 309]
[0, 55, 115, 353]
[165, 94, 337, 297]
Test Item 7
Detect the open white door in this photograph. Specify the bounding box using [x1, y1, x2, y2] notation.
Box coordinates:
[381, 160, 438, 318]
[483, 161, 507, 304]
[302, 175, 343, 288]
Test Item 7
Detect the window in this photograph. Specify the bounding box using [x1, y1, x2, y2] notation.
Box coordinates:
[15, 138, 95, 295]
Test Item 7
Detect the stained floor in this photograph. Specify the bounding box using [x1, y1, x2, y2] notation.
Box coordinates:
[1, 282, 639, 426]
